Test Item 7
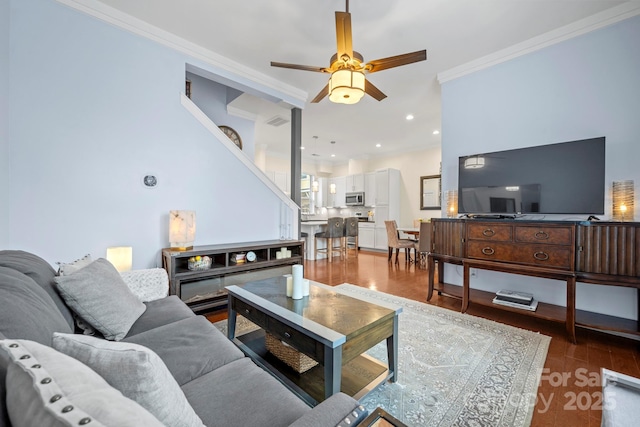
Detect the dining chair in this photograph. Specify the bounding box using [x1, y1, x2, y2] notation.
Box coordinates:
[415, 221, 432, 269]
[314, 217, 345, 263]
[343, 217, 359, 258]
[384, 220, 415, 264]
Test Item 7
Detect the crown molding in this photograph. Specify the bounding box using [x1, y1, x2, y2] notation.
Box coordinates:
[438, 2, 640, 84]
[55, 0, 308, 108]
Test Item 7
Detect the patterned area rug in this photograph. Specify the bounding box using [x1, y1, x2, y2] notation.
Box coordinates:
[214, 284, 550, 426]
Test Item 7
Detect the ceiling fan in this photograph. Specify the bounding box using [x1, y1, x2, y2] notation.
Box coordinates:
[271, 0, 427, 104]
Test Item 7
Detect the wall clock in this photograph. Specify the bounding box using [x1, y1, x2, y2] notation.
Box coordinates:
[219, 125, 242, 150]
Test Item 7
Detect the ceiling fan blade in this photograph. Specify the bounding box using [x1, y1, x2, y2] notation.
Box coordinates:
[270, 62, 329, 73]
[310, 83, 330, 103]
[335, 11, 353, 62]
[364, 79, 387, 101]
[366, 50, 427, 73]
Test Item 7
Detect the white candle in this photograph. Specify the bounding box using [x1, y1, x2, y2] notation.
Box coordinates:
[302, 279, 310, 297]
[284, 274, 293, 297]
[292, 265, 303, 300]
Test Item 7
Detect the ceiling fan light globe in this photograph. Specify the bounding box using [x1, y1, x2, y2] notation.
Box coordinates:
[329, 69, 365, 104]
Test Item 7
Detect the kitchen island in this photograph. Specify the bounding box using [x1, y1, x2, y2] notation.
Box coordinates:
[301, 220, 327, 260]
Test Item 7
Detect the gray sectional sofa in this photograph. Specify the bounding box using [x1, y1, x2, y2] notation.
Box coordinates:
[0, 250, 366, 426]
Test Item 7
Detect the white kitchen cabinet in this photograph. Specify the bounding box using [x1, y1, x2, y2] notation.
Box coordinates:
[374, 205, 390, 250]
[328, 176, 346, 207]
[372, 169, 400, 251]
[313, 177, 326, 209]
[374, 227, 389, 251]
[346, 174, 364, 192]
[375, 170, 390, 205]
[364, 172, 376, 206]
[358, 223, 375, 249]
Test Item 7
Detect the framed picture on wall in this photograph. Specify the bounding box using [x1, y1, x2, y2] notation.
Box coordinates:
[420, 175, 441, 210]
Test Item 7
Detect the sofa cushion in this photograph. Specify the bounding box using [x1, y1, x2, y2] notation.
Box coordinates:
[0, 267, 73, 344]
[0, 339, 164, 427]
[54, 258, 146, 341]
[124, 315, 244, 385]
[126, 295, 195, 337]
[182, 358, 310, 427]
[0, 331, 7, 427]
[53, 333, 205, 427]
[0, 250, 75, 330]
[56, 253, 93, 276]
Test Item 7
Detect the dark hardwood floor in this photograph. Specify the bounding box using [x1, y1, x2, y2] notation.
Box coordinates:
[208, 250, 640, 426]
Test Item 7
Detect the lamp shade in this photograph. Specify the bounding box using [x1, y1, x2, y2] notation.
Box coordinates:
[612, 180, 634, 222]
[106, 246, 132, 272]
[329, 70, 365, 104]
[446, 190, 458, 218]
[169, 210, 196, 249]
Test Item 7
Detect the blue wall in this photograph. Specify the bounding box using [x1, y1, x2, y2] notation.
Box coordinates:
[0, 0, 9, 247]
[440, 15, 640, 319]
[7, 0, 290, 267]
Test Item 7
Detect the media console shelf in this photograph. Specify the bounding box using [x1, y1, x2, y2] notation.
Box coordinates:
[428, 219, 640, 343]
[162, 240, 303, 313]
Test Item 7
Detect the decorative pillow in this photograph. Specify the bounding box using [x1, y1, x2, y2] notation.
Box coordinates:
[56, 253, 93, 276]
[0, 339, 164, 427]
[54, 259, 146, 341]
[52, 333, 205, 427]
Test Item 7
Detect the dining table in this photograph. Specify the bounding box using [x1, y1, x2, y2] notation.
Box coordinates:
[397, 227, 420, 241]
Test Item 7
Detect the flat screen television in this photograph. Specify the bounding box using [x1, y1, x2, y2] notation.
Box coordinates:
[458, 137, 605, 216]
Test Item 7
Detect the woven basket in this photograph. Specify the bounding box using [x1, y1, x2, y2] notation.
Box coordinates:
[265, 333, 318, 374]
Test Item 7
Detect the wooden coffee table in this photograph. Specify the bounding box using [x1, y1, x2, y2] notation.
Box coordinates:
[226, 278, 401, 406]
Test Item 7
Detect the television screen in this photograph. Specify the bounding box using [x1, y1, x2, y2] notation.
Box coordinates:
[458, 137, 605, 215]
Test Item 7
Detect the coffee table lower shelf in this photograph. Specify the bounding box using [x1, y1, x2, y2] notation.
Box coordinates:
[234, 329, 390, 406]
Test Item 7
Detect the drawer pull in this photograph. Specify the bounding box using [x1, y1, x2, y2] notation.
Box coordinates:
[244, 308, 250, 314]
[533, 251, 549, 261]
[482, 229, 495, 237]
[481, 247, 495, 256]
[534, 231, 549, 240]
[284, 332, 291, 338]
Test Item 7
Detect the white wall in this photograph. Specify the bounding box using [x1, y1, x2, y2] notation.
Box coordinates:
[440, 15, 640, 319]
[187, 72, 256, 160]
[7, 0, 292, 268]
[0, 0, 9, 246]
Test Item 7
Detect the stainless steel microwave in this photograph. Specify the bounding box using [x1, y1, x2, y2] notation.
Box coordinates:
[345, 192, 365, 206]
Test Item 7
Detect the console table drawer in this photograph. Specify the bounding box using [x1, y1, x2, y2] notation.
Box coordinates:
[467, 241, 572, 269]
[515, 226, 573, 245]
[467, 223, 512, 242]
[233, 299, 267, 329]
[267, 317, 322, 361]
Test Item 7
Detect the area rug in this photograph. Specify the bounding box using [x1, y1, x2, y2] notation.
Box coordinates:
[214, 284, 550, 427]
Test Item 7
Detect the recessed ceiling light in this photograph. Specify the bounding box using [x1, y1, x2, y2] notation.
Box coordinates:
[376, 144, 382, 148]
[301, 146, 305, 150]
[331, 154, 336, 157]
[406, 114, 414, 121]
[433, 130, 440, 135]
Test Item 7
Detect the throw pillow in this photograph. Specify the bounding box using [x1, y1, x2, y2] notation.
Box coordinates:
[0, 339, 164, 427]
[54, 258, 146, 341]
[52, 333, 205, 427]
[56, 253, 93, 276]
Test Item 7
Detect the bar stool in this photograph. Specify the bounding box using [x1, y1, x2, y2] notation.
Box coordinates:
[343, 217, 359, 258]
[314, 217, 344, 263]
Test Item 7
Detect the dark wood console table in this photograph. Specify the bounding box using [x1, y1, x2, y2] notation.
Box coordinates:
[428, 219, 640, 343]
[162, 240, 303, 313]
